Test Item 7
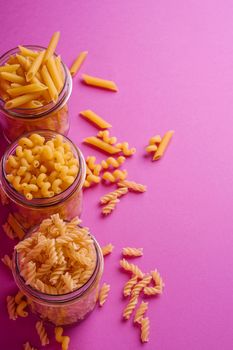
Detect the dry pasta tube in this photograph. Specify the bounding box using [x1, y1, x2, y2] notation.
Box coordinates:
[5, 93, 40, 109]
[41, 65, 58, 102]
[70, 51, 88, 77]
[80, 109, 112, 129]
[153, 130, 174, 160]
[26, 50, 45, 82]
[84, 137, 121, 154]
[43, 31, 60, 63]
[18, 46, 39, 58]
[82, 74, 118, 91]
[0, 72, 25, 84]
[7, 83, 48, 97]
[0, 64, 20, 72]
[46, 56, 63, 92]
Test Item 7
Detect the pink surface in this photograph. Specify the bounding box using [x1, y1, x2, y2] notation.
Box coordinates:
[0, 0, 233, 349]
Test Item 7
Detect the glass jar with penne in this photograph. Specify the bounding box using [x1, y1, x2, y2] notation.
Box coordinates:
[0, 130, 86, 233]
[12, 214, 104, 325]
[0, 44, 72, 142]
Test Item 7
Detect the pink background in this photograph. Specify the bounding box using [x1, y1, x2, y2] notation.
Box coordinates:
[0, 0, 233, 349]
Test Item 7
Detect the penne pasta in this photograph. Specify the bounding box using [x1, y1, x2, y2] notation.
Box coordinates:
[70, 51, 88, 77]
[46, 56, 63, 92]
[153, 130, 174, 160]
[82, 74, 118, 91]
[80, 109, 112, 129]
[55, 55, 64, 82]
[84, 136, 121, 154]
[43, 31, 60, 63]
[21, 100, 43, 108]
[5, 93, 40, 109]
[16, 54, 31, 71]
[18, 46, 39, 58]
[0, 64, 20, 73]
[41, 65, 58, 103]
[7, 83, 48, 97]
[26, 50, 45, 82]
[0, 72, 25, 84]
[0, 79, 11, 92]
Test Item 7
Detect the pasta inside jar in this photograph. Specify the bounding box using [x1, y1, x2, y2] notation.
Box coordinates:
[0, 130, 86, 233]
[0, 46, 72, 143]
[12, 214, 104, 325]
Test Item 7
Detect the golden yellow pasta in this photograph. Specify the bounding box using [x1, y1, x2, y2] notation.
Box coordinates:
[55, 327, 70, 350]
[70, 51, 88, 77]
[120, 259, 144, 279]
[153, 130, 174, 160]
[84, 136, 121, 154]
[36, 321, 49, 346]
[26, 50, 45, 82]
[41, 65, 58, 102]
[118, 180, 147, 193]
[46, 55, 63, 91]
[122, 247, 143, 257]
[99, 283, 110, 306]
[7, 83, 47, 97]
[5, 93, 40, 109]
[1, 254, 12, 270]
[102, 198, 119, 215]
[141, 317, 150, 342]
[18, 46, 39, 58]
[123, 294, 138, 320]
[43, 31, 60, 63]
[100, 187, 128, 204]
[123, 275, 138, 297]
[0, 64, 20, 72]
[101, 243, 114, 256]
[80, 109, 112, 129]
[82, 74, 118, 91]
[0, 72, 25, 84]
[134, 301, 148, 324]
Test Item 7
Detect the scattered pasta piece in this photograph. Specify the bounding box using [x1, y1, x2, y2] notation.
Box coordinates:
[122, 247, 143, 257]
[15, 291, 25, 304]
[116, 142, 136, 156]
[102, 169, 128, 183]
[99, 283, 110, 306]
[70, 51, 88, 77]
[102, 198, 119, 215]
[101, 244, 114, 256]
[120, 259, 144, 279]
[140, 317, 150, 343]
[36, 321, 49, 346]
[143, 286, 162, 296]
[118, 180, 147, 193]
[82, 74, 118, 92]
[131, 275, 152, 296]
[55, 327, 70, 350]
[100, 187, 128, 204]
[97, 130, 117, 144]
[149, 135, 161, 145]
[145, 144, 157, 153]
[23, 342, 38, 350]
[151, 269, 165, 292]
[123, 275, 138, 297]
[16, 300, 28, 317]
[6, 296, 17, 320]
[153, 130, 174, 161]
[123, 294, 138, 320]
[80, 109, 112, 129]
[1, 254, 12, 270]
[84, 156, 102, 188]
[134, 301, 148, 324]
[84, 136, 121, 154]
[101, 156, 125, 169]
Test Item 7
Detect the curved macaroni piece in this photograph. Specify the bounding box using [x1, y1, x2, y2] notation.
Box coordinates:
[82, 74, 118, 91]
[97, 130, 117, 145]
[101, 156, 125, 169]
[15, 291, 25, 304]
[80, 109, 112, 129]
[120, 259, 144, 279]
[141, 317, 150, 343]
[99, 283, 110, 306]
[134, 301, 148, 324]
[153, 130, 174, 160]
[36, 321, 49, 346]
[118, 180, 147, 193]
[146, 144, 157, 153]
[16, 300, 28, 317]
[102, 169, 127, 183]
[6, 296, 17, 320]
[1, 254, 12, 270]
[123, 275, 138, 297]
[149, 135, 162, 145]
[131, 275, 152, 296]
[55, 327, 70, 350]
[122, 247, 143, 257]
[116, 142, 136, 156]
[102, 198, 119, 215]
[123, 295, 138, 320]
[101, 243, 114, 256]
[100, 187, 128, 204]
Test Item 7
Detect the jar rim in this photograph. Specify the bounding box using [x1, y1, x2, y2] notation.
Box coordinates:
[0, 45, 72, 119]
[0, 130, 86, 207]
[12, 226, 104, 304]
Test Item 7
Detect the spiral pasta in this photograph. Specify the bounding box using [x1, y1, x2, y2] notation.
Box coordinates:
[84, 156, 102, 188]
[36, 321, 49, 346]
[120, 259, 144, 279]
[99, 283, 110, 306]
[102, 169, 128, 183]
[123, 275, 138, 297]
[100, 187, 128, 204]
[102, 198, 119, 215]
[55, 327, 70, 350]
[134, 301, 148, 324]
[118, 180, 147, 193]
[101, 156, 125, 169]
[97, 130, 117, 145]
[123, 294, 138, 320]
[122, 247, 143, 257]
[101, 243, 114, 256]
[143, 286, 162, 296]
[116, 142, 136, 156]
[1, 254, 12, 270]
[131, 275, 152, 296]
[6, 295, 17, 320]
[151, 269, 165, 291]
[140, 317, 150, 342]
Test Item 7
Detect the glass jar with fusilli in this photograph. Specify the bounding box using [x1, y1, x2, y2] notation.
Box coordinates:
[12, 214, 104, 325]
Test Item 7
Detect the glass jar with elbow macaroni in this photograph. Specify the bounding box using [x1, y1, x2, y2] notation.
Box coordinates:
[12, 218, 104, 326]
[0, 130, 86, 232]
[0, 46, 72, 143]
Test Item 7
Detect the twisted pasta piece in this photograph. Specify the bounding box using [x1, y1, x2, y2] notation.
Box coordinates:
[97, 130, 117, 144]
[86, 156, 97, 170]
[6, 295, 17, 320]
[134, 301, 148, 324]
[16, 300, 28, 317]
[36, 321, 49, 346]
[120, 259, 144, 279]
[143, 286, 162, 296]
[151, 269, 165, 291]
[131, 275, 152, 296]
[141, 317, 150, 342]
[100, 187, 128, 204]
[84, 156, 102, 188]
[123, 275, 138, 297]
[55, 327, 70, 350]
[122, 247, 143, 257]
[23, 342, 37, 350]
[50, 265, 67, 285]
[101, 156, 125, 169]
[47, 238, 58, 265]
[99, 283, 110, 306]
[116, 142, 136, 156]
[15, 291, 25, 304]
[123, 295, 138, 320]
[118, 180, 147, 193]
[1, 254, 12, 270]
[22, 261, 36, 285]
[101, 243, 114, 256]
[102, 198, 119, 215]
[102, 169, 128, 183]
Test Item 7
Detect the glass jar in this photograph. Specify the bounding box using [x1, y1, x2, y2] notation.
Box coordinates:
[0, 130, 86, 232]
[0, 46, 72, 143]
[12, 226, 104, 326]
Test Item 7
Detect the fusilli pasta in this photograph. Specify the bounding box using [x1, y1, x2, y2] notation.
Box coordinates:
[140, 317, 150, 342]
[123, 275, 138, 297]
[122, 247, 143, 257]
[120, 259, 144, 279]
[6, 295, 17, 320]
[123, 294, 138, 320]
[100, 187, 128, 204]
[102, 198, 119, 215]
[134, 301, 148, 324]
[99, 283, 110, 306]
[101, 243, 114, 256]
[55, 326, 70, 350]
[36, 321, 49, 346]
[118, 180, 147, 193]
